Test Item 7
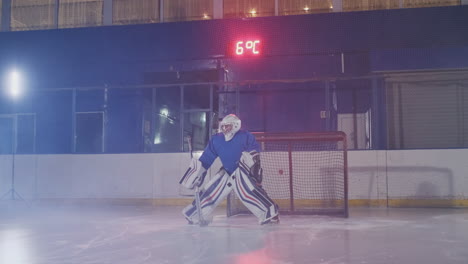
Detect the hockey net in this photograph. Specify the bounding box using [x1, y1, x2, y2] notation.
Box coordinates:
[227, 131, 349, 217]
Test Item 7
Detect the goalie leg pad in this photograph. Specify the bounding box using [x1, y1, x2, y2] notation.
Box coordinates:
[234, 166, 279, 225]
[182, 168, 234, 224]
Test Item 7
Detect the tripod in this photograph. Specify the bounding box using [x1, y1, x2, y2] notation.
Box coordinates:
[1, 132, 29, 206]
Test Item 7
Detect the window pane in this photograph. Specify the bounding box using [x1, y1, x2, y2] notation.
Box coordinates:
[238, 91, 264, 132]
[184, 85, 212, 110]
[224, 0, 275, 18]
[343, 0, 399, 11]
[0, 117, 14, 154]
[262, 84, 325, 133]
[218, 85, 240, 119]
[153, 87, 181, 152]
[113, 0, 159, 25]
[75, 112, 103, 153]
[36, 90, 73, 154]
[143, 89, 153, 153]
[334, 80, 372, 150]
[164, 0, 213, 22]
[76, 89, 105, 112]
[184, 112, 209, 151]
[106, 88, 147, 153]
[59, 0, 103, 28]
[279, 0, 332, 15]
[11, 0, 55, 31]
[222, 82, 327, 133]
[17, 114, 36, 154]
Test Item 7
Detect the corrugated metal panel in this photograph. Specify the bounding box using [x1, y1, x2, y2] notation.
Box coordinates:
[463, 84, 468, 147]
[386, 74, 468, 149]
[400, 83, 459, 148]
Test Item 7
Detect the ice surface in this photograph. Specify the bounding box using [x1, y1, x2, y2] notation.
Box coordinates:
[1, 203, 467, 264]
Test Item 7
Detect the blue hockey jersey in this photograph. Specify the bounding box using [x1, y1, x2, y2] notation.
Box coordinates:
[199, 130, 260, 175]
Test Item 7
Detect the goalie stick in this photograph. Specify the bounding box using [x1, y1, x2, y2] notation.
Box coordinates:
[186, 136, 210, 227]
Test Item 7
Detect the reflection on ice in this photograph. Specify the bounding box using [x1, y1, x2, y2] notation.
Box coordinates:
[0, 205, 467, 264]
[0, 229, 32, 264]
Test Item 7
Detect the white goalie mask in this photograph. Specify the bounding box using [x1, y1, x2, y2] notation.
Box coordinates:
[219, 114, 241, 141]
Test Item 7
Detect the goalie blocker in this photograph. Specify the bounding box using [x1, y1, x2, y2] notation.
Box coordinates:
[179, 158, 207, 190]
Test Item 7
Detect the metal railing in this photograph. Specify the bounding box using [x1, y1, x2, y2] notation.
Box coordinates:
[1, 0, 465, 32]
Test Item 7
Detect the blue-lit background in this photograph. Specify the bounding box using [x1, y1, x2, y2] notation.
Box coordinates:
[1, 6, 468, 154]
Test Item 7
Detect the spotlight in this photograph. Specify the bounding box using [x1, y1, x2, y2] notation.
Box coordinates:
[5, 69, 23, 99]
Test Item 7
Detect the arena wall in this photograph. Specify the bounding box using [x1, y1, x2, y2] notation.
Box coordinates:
[1, 150, 467, 207]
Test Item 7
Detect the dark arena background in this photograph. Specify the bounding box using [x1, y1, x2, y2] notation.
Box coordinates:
[1, 1, 468, 263]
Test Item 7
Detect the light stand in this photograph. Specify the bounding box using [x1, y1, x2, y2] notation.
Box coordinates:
[1, 69, 29, 206]
[1, 117, 29, 206]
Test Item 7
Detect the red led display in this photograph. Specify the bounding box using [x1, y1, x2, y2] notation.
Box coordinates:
[234, 40, 261, 56]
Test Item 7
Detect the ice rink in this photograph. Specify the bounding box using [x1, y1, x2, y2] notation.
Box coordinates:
[1, 203, 467, 264]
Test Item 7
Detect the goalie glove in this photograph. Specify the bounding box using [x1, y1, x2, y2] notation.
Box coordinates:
[179, 157, 208, 190]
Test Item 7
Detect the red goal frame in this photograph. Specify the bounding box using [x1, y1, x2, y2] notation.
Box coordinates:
[227, 131, 349, 218]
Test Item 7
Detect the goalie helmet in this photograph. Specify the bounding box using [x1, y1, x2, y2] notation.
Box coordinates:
[219, 114, 241, 141]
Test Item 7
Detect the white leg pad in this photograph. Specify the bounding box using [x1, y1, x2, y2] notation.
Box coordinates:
[234, 166, 278, 224]
[182, 168, 234, 224]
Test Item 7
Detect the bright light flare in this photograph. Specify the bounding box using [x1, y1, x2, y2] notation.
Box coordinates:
[160, 108, 169, 116]
[0, 229, 32, 264]
[154, 134, 161, 144]
[234, 247, 272, 264]
[303, 6, 310, 12]
[6, 70, 23, 99]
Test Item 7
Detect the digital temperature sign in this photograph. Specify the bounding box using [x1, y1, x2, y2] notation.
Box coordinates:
[232, 40, 262, 56]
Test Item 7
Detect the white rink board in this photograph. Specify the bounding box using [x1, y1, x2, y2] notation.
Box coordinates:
[386, 149, 468, 199]
[0, 149, 467, 201]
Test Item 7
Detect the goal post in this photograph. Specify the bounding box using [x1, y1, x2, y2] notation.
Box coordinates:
[227, 131, 349, 217]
